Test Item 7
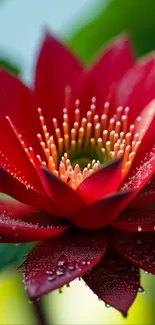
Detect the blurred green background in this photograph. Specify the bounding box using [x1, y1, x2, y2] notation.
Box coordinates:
[1, 0, 155, 323]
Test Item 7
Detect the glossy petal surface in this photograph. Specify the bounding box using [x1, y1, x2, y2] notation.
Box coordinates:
[107, 228, 155, 274]
[0, 196, 36, 218]
[76, 158, 122, 204]
[80, 34, 134, 116]
[83, 248, 140, 314]
[130, 176, 155, 207]
[0, 70, 40, 152]
[112, 205, 155, 231]
[0, 211, 69, 242]
[34, 33, 83, 131]
[0, 117, 43, 192]
[0, 167, 62, 216]
[72, 190, 133, 229]
[24, 228, 107, 298]
[40, 167, 86, 219]
[116, 54, 155, 123]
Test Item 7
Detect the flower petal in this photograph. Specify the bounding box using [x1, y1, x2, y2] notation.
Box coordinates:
[24, 228, 107, 298]
[0, 117, 43, 192]
[130, 176, 155, 207]
[83, 248, 140, 315]
[121, 145, 155, 204]
[106, 228, 155, 274]
[0, 195, 36, 218]
[72, 190, 133, 229]
[40, 167, 86, 220]
[0, 69, 40, 152]
[112, 205, 155, 231]
[0, 167, 62, 216]
[76, 158, 122, 204]
[116, 53, 155, 123]
[80, 34, 135, 116]
[34, 33, 84, 130]
[0, 211, 69, 243]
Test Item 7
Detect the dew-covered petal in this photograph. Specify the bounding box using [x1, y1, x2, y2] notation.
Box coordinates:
[76, 158, 122, 205]
[130, 102, 155, 171]
[130, 176, 155, 207]
[112, 205, 155, 231]
[0, 69, 41, 152]
[34, 32, 84, 131]
[116, 53, 155, 124]
[80, 34, 134, 116]
[40, 167, 86, 220]
[72, 190, 133, 229]
[106, 228, 155, 274]
[0, 117, 44, 192]
[24, 228, 107, 298]
[0, 167, 62, 217]
[83, 248, 140, 314]
[0, 195, 36, 218]
[121, 145, 155, 205]
[0, 211, 69, 242]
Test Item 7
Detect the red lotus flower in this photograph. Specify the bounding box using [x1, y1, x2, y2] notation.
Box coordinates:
[0, 32, 155, 315]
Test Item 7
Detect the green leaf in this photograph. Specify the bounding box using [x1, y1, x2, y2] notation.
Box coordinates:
[67, 0, 155, 63]
[0, 242, 35, 270]
[0, 57, 21, 76]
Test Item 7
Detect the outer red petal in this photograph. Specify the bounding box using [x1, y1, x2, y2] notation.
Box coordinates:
[0, 167, 62, 216]
[79, 34, 135, 116]
[116, 53, 155, 124]
[24, 228, 107, 298]
[76, 158, 122, 205]
[0, 195, 36, 218]
[0, 70, 41, 152]
[121, 145, 155, 205]
[0, 211, 69, 243]
[40, 167, 86, 219]
[106, 228, 155, 274]
[34, 32, 84, 131]
[72, 190, 133, 229]
[111, 205, 155, 231]
[0, 117, 43, 192]
[83, 248, 140, 315]
[130, 175, 155, 207]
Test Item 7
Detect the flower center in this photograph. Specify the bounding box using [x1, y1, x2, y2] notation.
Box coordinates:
[33, 95, 145, 190]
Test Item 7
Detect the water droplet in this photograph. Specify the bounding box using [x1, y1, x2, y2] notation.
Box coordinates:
[12, 226, 16, 231]
[105, 303, 111, 308]
[68, 262, 76, 271]
[57, 254, 68, 267]
[138, 225, 142, 232]
[66, 283, 70, 288]
[56, 268, 64, 276]
[144, 270, 149, 274]
[48, 275, 56, 282]
[78, 277, 81, 281]
[138, 286, 145, 293]
[26, 184, 31, 190]
[98, 297, 102, 301]
[28, 300, 33, 304]
[46, 271, 53, 275]
[82, 261, 86, 265]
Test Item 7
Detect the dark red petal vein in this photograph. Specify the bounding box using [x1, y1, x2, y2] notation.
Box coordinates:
[83, 248, 140, 314]
[24, 228, 107, 298]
